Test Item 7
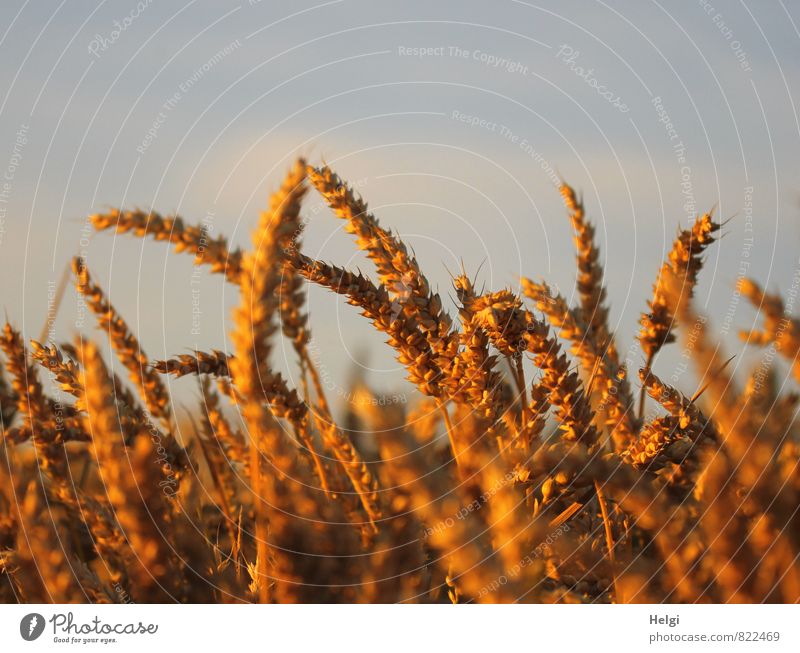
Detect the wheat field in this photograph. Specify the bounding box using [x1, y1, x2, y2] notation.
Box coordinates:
[0, 158, 797, 604]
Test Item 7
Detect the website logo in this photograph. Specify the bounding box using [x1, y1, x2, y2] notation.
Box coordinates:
[20, 613, 45, 641]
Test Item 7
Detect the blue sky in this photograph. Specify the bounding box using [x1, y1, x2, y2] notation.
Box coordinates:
[1, 0, 799, 402]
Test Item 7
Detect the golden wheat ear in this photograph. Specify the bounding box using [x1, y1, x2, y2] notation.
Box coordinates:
[228, 159, 320, 604]
[8, 480, 109, 602]
[637, 213, 720, 417]
[627, 368, 717, 465]
[153, 349, 232, 378]
[638, 213, 720, 363]
[0, 358, 16, 426]
[90, 209, 243, 283]
[290, 252, 445, 398]
[377, 430, 510, 603]
[738, 277, 800, 382]
[29, 340, 83, 406]
[293, 247, 464, 494]
[0, 322, 80, 480]
[0, 322, 50, 425]
[71, 256, 173, 430]
[466, 289, 599, 448]
[522, 278, 635, 452]
[447, 274, 508, 453]
[228, 159, 307, 403]
[307, 164, 457, 365]
[559, 184, 614, 349]
[558, 184, 636, 439]
[75, 336, 183, 602]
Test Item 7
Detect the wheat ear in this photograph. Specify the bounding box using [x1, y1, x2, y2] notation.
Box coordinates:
[289, 252, 444, 397]
[638, 213, 720, 415]
[153, 350, 232, 378]
[229, 159, 315, 603]
[90, 209, 242, 282]
[559, 183, 615, 355]
[308, 165, 458, 368]
[71, 257, 173, 430]
[522, 279, 635, 451]
[638, 214, 720, 361]
[76, 337, 179, 601]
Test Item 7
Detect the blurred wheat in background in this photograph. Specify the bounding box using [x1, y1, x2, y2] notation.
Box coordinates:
[0, 159, 798, 603]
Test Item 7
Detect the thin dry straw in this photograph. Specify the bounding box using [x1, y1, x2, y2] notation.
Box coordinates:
[37, 260, 71, 344]
[184, 406, 238, 548]
[594, 480, 621, 603]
